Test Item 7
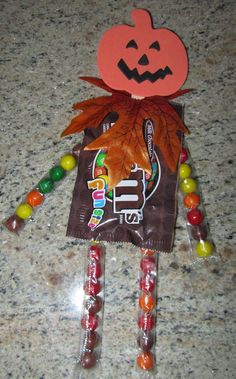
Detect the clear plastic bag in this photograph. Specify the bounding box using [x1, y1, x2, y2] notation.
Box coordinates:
[136, 249, 159, 377]
[178, 141, 217, 264]
[4, 149, 79, 234]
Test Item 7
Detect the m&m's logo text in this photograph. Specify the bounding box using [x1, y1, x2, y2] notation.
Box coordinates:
[113, 165, 146, 224]
[87, 119, 161, 230]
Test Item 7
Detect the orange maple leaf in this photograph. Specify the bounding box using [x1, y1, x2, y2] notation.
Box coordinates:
[86, 98, 152, 189]
[61, 77, 190, 190]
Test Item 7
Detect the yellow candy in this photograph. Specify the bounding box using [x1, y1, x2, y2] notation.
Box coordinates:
[16, 203, 33, 219]
[196, 241, 213, 257]
[180, 178, 197, 193]
[60, 154, 76, 171]
[98, 174, 108, 185]
[179, 163, 192, 179]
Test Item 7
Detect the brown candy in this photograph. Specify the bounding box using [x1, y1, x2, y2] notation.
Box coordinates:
[191, 224, 208, 241]
[80, 351, 97, 369]
[137, 332, 154, 352]
[83, 331, 100, 350]
[85, 296, 103, 315]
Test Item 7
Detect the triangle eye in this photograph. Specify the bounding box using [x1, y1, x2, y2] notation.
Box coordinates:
[149, 41, 160, 51]
[126, 40, 138, 49]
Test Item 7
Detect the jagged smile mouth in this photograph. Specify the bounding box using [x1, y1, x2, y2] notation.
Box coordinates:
[117, 59, 172, 83]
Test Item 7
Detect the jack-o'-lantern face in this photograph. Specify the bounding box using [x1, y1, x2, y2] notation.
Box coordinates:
[97, 9, 188, 97]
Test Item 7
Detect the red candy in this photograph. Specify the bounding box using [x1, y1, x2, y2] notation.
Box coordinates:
[145, 172, 151, 180]
[84, 279, 101, 296]
[5, 214, 25, 233]
[187, 208, 204, 225]
[140, 257, 156, 274]
[87, 261, 102, 279]
[80, 351, 97, 368]
[83, 331, 100, 350]
[88, 245, 101, 261]
[138, 314, 155, 331]
[94, 166, 107, 177]
[81, 314, 99, 331]
[139, 275, 155, 293]
[181, 147, 188, 163]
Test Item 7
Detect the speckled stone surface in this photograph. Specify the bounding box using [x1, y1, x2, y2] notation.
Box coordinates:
[0, 1, 236, 378]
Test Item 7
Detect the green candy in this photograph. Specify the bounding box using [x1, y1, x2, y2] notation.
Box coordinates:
[107, 190, 113, 199]
[38, 178, 54, 194]
[49, 166, 65, 182]
[96, 152, 106, 167]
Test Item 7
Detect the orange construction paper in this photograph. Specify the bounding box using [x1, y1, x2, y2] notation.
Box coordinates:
[97, 9, 188, 97]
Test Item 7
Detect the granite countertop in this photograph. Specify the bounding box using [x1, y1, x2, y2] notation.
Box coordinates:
[0, 1, 235, 378]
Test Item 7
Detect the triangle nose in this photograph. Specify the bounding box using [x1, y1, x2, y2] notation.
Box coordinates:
[138, 54, 149, 66]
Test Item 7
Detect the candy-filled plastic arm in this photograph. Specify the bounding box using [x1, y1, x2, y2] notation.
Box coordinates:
[4, 148, 80, 234]
[179, 142, 216, 261]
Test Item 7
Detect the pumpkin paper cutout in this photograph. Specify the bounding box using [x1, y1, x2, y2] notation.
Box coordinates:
[62, 10, 190, 190]
[97, 9, 188, 97]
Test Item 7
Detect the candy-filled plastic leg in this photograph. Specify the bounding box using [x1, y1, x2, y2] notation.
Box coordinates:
[74, 244, 105, 378]
[136, 249, 159, 377]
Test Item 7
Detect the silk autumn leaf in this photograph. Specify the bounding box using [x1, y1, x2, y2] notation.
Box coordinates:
[61, 77, 190, 190]
[86, 99, 152, 189]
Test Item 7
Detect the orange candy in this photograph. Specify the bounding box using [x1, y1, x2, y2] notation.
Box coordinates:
[183, 192, 201, 209]
[139, 293, 155, 312]
[137, 351, 154, 371]
[140, 248, 155, 257]
[26, 189, 45, 207]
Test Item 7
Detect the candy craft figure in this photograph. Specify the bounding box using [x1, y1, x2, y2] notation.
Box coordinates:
[5, 9, 215, 375]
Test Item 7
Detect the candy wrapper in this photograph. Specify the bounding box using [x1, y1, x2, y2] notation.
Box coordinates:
[4, 8, 216, 377]
[66, 105, 184, 252]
